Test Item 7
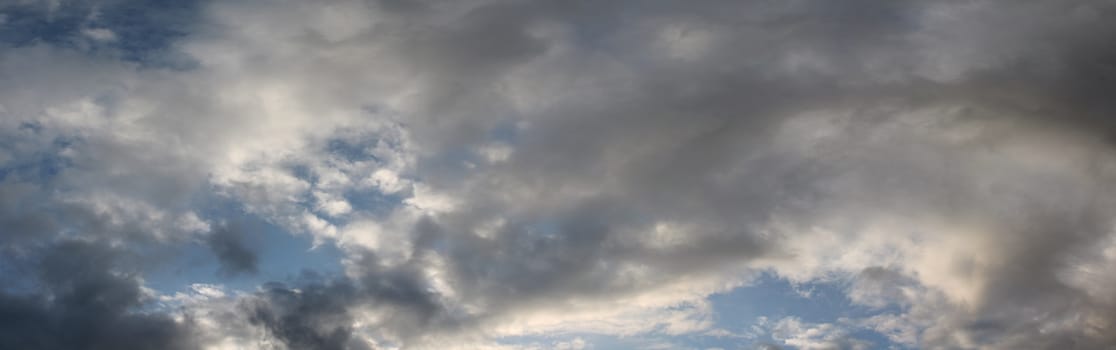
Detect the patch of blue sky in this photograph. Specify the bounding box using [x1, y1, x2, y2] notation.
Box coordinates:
[0, 134, 346, 300]
[143, 212, 346, 296]
[417, 144, 479, 178]
[345, 188, 408, 218]
[711, 273, 852, 325]
[0, 150, 67, 183]
[487, 119, 522, 144]
[143, 194, 346, 297]
[327, 137, 386, 164]
[492, 273, 906, 349]
[497, 331, 778, 350]
[849, 329, 899, 350]
[291, 138, 412, 220]
[409, 120, 522, 185]
[0, 247, 42, 296]
[287, 163, 318, 184]
[0, 4, 87, 45]
[525, 219, 561, 239]
[0, 133, 78, 183]
[0, 0, 202, 68]
[495, 333, 650, 350]
[707, 272, 906, 349]
[137, 130, 427, 297]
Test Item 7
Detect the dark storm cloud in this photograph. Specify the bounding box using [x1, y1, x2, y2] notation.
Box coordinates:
[0, 240, 195, 350]
[207, 221, 259, 276]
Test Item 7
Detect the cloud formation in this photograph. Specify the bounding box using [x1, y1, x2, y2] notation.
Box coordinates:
[207, 221, 259, 276]
[2, 0, 1116, 349]
[0, 241, 197, 349]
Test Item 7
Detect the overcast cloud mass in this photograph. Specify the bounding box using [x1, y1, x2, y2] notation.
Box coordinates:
[3, 0, 1116, 349]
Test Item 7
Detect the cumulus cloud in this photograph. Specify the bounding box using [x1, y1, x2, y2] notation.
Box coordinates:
[2, 0, 1116, 349]
[0, 240, 196, 349]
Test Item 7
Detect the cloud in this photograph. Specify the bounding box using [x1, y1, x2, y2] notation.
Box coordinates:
[3, 0, 1116, 349]
[0, 240, 196, 350]
[246, 279, 364, 350]
[206, 221, 260, 276]
[769, 317, 872, 350]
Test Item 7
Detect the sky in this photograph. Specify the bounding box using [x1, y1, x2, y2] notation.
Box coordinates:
[1, 0, 1116, 349]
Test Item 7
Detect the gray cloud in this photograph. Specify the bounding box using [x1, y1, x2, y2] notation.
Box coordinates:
[207, 221, 259, 276]
[246, 279, 363, 350]
[0, 241, 196, 350]
[3, 0, 1116, 349]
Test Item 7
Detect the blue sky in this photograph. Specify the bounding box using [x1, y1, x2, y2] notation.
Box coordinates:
[3, 1, 1116, 349]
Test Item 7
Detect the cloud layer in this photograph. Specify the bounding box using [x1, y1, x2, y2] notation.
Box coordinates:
[3, 0, 1116, 349]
